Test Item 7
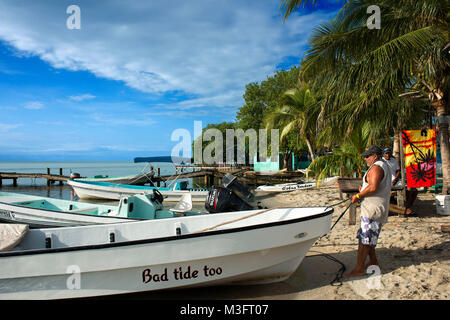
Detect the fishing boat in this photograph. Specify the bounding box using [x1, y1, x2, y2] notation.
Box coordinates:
[70, 172, 154, 185]
[68, 180, 209, 202]
[0, 191, 132, 228]
[0, 190, 205, 228]
[0, 203, 333, 299]
[255, 176, 339, 193]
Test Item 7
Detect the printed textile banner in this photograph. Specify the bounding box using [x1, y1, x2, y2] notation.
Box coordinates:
[402, 129, 436, 188]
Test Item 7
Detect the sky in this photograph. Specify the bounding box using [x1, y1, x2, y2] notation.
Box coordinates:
[0, 0, 341, 161]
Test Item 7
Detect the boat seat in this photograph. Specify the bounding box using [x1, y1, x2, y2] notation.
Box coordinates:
[170, 193, 192, 214]
[69, 206, 98, 213]
[0, 224, 29, 252]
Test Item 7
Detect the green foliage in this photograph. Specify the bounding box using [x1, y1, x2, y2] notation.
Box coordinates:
[307, 123, 372, 179]
[236, 66, 300, 131]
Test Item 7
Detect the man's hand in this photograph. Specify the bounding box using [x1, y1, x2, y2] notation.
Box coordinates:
[351, 194, 359, 203]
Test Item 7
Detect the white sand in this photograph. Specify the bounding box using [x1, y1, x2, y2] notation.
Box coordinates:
[261, 186, 450, 300]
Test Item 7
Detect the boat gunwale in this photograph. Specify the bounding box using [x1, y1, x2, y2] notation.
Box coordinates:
[68, 179, 209, 192]
[0, 200, 142, 221]
[0, 207, 333, 258]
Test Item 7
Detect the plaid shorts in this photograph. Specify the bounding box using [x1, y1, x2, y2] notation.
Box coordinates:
[357, 216, 383, 247]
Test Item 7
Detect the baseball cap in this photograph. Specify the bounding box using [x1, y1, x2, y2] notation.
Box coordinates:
[382, 147, 392, 154]
[361, 145, 382, 157]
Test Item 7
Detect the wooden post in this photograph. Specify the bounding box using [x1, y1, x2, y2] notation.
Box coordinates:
[59, 168, 63, 185]
[398, 132, 407, 214]
[157, 168, 160, 187]
[47, 168, 51, 186]
[348, 202, 357, 225]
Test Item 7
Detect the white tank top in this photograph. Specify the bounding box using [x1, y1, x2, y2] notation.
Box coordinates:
[360, 160, 392, 223]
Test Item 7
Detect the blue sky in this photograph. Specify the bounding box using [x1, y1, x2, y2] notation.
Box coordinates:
[0, 0, 341, 161]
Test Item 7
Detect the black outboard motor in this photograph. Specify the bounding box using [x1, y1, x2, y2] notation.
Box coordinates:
[205, 186, 253, 213]
[205, 174, 265, 213]
[221, 173, 254, 200]
[69, 172, 81, 179]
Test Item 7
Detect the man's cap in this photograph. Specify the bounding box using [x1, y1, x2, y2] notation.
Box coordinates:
[382, 147, 392, 154]
[361, 145, 383, 157]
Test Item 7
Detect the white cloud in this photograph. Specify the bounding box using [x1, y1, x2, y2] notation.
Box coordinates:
[0, 0, 337, 111]
[24, 101, 44, 110]
[0, 123, 22, 132]
[69, 94, 96, 101]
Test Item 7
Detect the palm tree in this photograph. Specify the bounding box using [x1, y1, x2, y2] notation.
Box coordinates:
[265, 85, 320, 161]
[281, 0, 449, 194]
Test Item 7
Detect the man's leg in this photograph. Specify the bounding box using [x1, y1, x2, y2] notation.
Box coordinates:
[406, 188, 418, 215]
[345, 243, 371, 278]
[366, 246, 379, 269]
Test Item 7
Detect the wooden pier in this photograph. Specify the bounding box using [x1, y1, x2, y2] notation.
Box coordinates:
[0, 168, 69, 187]
[0, 165, 306, 188]
[166, 165, 305, 186]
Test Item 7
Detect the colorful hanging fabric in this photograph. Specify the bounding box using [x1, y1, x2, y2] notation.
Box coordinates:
[402, 129, 436, 188]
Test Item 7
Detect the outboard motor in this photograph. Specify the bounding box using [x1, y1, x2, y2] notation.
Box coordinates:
[205, 186, 253, 213]
[205, 174, 259, 213]
[221, 173, 254, 200]
[70, 172, 81, 179]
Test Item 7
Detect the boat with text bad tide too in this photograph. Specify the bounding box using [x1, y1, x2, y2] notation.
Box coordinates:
[0, 201, 333, 299]
[68, 179, 209, 202]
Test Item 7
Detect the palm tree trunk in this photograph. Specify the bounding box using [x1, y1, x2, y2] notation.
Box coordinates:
[305, 137, 315, 161]
[435, 100, 449, 195]
[393, 131, 401, 162]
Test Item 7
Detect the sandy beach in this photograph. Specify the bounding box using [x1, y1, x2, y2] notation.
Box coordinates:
[124, 184, 449, 300]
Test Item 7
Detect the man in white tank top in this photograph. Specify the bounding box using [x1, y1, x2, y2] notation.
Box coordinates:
[345, 145, 392, 278]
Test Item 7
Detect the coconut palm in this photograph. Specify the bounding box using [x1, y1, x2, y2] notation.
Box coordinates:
[281, 0, 449, 194]
[264, 85, 320, 161]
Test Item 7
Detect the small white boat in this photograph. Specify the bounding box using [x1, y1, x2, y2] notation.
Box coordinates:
[0, 204, 333, 299]
[73, 172, 153, 185]
[0, 192, 132, 228]
[255, 176, 339, 193]
[0, 191, 206, 228]
[68, 180, 209, 202]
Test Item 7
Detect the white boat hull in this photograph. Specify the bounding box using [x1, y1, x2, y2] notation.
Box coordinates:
[75, 173, 153, 185]
[68, 180, 208, 202]
[255, 176, 339, 193]
[0, 202, 133, 228]
[0, 206, 332, 299]
[0, 193, 129, 228]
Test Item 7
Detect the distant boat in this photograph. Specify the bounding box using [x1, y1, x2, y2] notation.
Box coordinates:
[255, 176, 339, 193]
[0, 203, 333, 299]
[68, 180, 209, 202]
[70, 172, 154, 185]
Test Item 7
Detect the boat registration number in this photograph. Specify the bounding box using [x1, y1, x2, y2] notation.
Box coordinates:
[0, 209, 15, 219]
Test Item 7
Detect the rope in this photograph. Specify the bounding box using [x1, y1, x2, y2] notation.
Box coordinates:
[191, 206, 292, 234]
[192, 198, 352, 234]
[306, 250, 347, 286]
[306, 199, 352, 286]
[127, 163, 155, 185]
[329, 200, 352, 232]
